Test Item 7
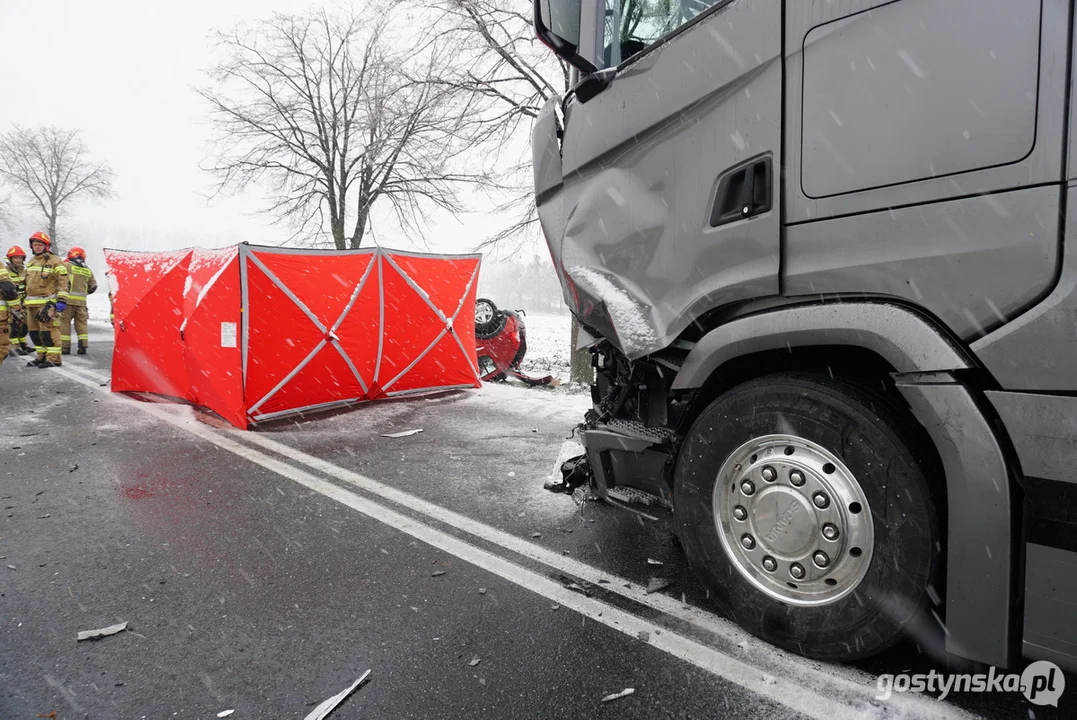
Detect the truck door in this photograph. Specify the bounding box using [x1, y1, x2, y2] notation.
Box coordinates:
[555, 0, 783, 359]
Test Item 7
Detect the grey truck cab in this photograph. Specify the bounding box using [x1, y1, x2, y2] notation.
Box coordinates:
[530, 0, 1077, 674]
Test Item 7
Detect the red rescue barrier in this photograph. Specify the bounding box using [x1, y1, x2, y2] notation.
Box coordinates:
[105, 244, 483, 429]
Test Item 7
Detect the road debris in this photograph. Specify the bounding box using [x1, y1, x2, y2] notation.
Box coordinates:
[468, 657, 481, 667]
[303, 669, 372, 720]
[646, 578, 673, 594]
[38, 514, 51, 519]
[68, 465, 78, 473]
[382, 429, 422, 439]
[551, 604, 560, 611]
[558, 575, 595, 597]
[638, 631, 650, 642]
[601, 688, 635, 703]
[647, 558, 663, 566]
[77, 622, 129, 642]
[530, 532, 541, 539]
[36, 713, 57, 719]
[432, 571, 446, 577]
[6, 565, 16, 570]
[217, 711, 235, 718]
[478, 588, 487, 595]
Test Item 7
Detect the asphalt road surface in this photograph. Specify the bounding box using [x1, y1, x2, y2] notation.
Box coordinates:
[1, 324, 1073, 719]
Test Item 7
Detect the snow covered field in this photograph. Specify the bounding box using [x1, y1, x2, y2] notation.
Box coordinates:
[514, 311, 578, 386]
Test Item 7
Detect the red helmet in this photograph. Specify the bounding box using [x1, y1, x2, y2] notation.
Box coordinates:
[28, 231, 51, 250]
[6, 245, 25, 259]
[67, 246, 86, 261]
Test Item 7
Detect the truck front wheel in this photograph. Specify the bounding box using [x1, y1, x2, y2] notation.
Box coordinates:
[673, 373, 942, 661]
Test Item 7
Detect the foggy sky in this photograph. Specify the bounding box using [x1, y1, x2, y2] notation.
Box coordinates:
[0, 0, 533, 259]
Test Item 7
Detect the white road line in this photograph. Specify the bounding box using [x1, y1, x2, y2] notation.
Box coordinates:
[60, 363, 976, 720]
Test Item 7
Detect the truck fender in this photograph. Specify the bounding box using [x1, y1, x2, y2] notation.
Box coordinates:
[670, 301, 974, 391]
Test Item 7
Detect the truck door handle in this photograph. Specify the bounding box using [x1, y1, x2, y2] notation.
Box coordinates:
[709, 156, 772, 227]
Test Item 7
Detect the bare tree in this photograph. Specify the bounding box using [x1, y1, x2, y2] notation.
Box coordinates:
[198, 5, 490, 250]
[419, 1, 598, 384]
[0, 126, 114, 248]
[416, 0, 570, 252]
[0, 193, 18, 233]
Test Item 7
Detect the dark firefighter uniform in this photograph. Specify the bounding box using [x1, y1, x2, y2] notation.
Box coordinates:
[5, 245, 29, 354]
[61, 247, 97, 354]
[23, 232, 69, 368]
[0, 264, 17, 362]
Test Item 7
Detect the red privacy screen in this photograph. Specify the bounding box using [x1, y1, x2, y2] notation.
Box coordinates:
[105, 244, 482, 429]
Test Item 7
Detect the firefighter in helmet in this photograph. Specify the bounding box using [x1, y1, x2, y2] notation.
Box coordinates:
[23, 232, 69, 368]
[61, 246, 97, 354]
[0, 261, 17, 363]
[5, 245, 30, 355]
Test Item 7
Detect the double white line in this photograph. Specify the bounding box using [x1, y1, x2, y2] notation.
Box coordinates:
[57, 362, 976, 720]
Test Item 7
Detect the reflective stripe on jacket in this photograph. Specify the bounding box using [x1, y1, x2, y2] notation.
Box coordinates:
[64, 261, 97, 306]
[25, 253, 69, 304]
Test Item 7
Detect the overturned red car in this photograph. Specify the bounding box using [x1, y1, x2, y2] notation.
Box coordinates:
[474, 298, 558, 386]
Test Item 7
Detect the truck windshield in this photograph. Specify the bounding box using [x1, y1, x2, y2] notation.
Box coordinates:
[603, 0, 725, 67]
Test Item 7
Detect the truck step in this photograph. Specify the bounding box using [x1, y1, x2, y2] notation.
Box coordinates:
[606, 485, 671, 509]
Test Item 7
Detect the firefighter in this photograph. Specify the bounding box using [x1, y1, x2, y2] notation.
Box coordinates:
[61, 246, 97, 354]
[5, 245, 30, 355]
[0, 262, 17, 363]
[23, 232, 69, 368]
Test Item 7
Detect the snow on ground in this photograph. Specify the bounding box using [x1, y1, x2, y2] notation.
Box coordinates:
[515, 311, 580, 387]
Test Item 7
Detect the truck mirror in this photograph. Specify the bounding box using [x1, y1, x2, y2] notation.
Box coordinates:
[534, 0, 598, 74]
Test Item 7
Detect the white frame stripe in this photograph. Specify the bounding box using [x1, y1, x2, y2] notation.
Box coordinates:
[247, 339, 328, 415]
[373, 250, 385, 385]
[247, 252, 328, 334]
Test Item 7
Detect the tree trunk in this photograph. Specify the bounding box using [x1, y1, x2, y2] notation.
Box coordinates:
[48, 214, 58, 251]
[331, 219, 347, 250]
[569, 315, 594, 386]
[350, 211, 367, 249]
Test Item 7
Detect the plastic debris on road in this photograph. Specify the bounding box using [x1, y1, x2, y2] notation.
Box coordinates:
[646, 578, 673, 594]
[468, 657, 481, 667]
[303, 670, 372, 720]
[601, 688, 635, 703]
[77, 621, 129, 642]
[217, 711, 235, 718]
[382, 429, 423, 438]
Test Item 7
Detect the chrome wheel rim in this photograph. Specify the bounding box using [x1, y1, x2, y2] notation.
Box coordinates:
[475, 301, 495, 325]
[712, 434, 874, 606]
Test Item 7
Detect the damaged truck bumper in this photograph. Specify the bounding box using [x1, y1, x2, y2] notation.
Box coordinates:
[548, 419, 677, 520]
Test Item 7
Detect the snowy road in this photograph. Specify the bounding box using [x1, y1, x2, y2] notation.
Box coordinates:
[0, 335, 1069, 719]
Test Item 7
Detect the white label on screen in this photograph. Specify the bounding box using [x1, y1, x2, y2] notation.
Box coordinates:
[221, 322, 238, 348]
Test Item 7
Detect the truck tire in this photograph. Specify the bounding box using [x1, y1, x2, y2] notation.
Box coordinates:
[673, 373, 942, 661]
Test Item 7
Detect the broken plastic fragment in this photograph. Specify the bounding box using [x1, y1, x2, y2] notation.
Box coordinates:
[432, 571, 446, 577]
[217, 711, 235, 718]
[637, 631, 650, 642]
[647, 558, 663, 565]
[478, 588, 487, 595]
[77, 622, 129, 642]
[646, 578, 673, 594]
[468, 657, 481, 667]
[303, 669, 371, 720]
[531, 532, 542, 539]
[601, 688, 635, 703]
[382, 429, 423, 438]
